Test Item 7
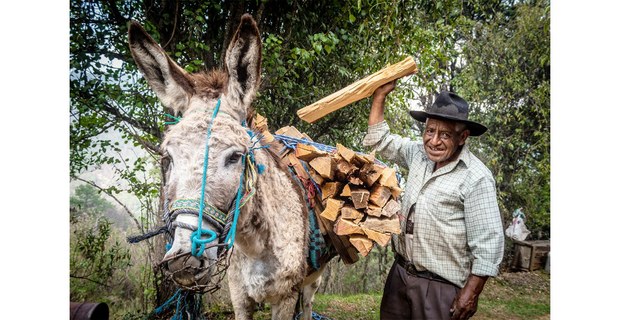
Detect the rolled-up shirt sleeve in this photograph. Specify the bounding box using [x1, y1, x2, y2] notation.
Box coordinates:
[362, 120, 418, 170]
[464, 175, 505, 277]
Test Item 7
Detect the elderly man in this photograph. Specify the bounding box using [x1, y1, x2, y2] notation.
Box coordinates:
[363, 81, 504, 320]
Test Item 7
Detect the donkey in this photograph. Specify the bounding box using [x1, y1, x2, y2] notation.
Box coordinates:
[129, 14, 326, 319]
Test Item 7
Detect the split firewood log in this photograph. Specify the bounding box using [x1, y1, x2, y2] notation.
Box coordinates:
[295, 143, 327, 162]
[320, 198, 344, 221]
[381, 199, 401, 218]
[369, 185, 392, 208]
[321, 181, 343, 201]
[334, 217, 365, 236]
[350, 188, 370, 209]
[349, 235, 374, 257]
[309, 155, 335, 180]
[361, 215, 401, 235]
[269, 123, 406, 259]
[362, 228, 392, 247]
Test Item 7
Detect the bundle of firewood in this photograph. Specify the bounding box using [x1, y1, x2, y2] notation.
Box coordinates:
[254, 120, 402, 261]
[295, 141, 402, 257]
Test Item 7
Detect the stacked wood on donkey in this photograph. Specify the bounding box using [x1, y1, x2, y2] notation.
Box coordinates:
[254, 119, 404, 261]
[300, 141, 402, 257]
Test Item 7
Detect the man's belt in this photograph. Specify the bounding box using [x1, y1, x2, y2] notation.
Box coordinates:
[395, 254, 454, 286]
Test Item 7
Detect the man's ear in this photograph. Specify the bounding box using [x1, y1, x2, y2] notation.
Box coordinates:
[459, 129, 470, 146]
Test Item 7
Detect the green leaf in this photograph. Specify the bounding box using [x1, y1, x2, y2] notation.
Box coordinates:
[349, 13, 356, 23]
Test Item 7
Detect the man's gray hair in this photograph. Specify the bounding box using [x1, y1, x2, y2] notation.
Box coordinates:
[455, 122, 467, 133]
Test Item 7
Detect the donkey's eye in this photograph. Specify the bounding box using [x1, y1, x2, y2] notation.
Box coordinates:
[162, 155, 173, 169]
[226, 152, 244, 166]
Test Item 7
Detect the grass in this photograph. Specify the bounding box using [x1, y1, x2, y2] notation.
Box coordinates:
[219, 270, 550, 320]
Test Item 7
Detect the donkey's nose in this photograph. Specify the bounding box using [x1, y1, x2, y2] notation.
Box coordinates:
[166, 254, 203, 286]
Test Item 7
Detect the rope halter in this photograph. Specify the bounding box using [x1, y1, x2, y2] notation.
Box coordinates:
[165, 98, 264, 258]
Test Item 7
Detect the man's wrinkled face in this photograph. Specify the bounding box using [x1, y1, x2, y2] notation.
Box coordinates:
[423, 118, 469, 169]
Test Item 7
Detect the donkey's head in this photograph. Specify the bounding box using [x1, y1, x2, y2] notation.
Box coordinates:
[129, 14, 262, 291]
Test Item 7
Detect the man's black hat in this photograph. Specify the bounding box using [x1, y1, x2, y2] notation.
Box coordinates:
[409, 91, 487, 136]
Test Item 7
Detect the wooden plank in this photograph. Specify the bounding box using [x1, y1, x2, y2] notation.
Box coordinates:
[360, 163, 384, 187]
[390, 186, 402, 199]
[288, 154, 309, 180]
[254, 113, 269, 132]
[297, 56, 418, 123]
[307, 167, 324, 186]
[365, 204, 383, 217]
[348, 176, 364, 186]
[379, 167, 399, 189]
[318, 213, 359, 264]
[335, 159, 356, 181]
[275, 126, 306, 139]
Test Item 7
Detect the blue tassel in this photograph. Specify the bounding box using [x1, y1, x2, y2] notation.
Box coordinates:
[257, 164, 265, 174]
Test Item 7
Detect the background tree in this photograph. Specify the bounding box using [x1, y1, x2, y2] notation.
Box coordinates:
[456, 0, 550, 238]
[70, 185, 132, 306]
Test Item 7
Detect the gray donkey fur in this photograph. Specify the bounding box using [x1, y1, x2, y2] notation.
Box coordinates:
[129, 14, 324, 320]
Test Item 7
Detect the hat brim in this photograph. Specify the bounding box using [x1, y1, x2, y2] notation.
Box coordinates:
[409, 110, 487, 136]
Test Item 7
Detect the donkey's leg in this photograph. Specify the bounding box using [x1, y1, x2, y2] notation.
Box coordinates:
[270, 293, 298, 320]
[300, 274, 323, 320]
[228, 274, 256, 320]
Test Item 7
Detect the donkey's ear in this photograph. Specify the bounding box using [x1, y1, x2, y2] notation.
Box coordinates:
[224, 14, 262, 117]
[128, 21, 194, 114]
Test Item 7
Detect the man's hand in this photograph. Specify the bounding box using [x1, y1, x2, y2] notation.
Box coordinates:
[368, 80, 397, 125]
[450, 274, 488, 320]
[373, 80, 396, 98]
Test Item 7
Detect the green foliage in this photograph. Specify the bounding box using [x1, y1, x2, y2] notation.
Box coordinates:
[455, 0, 550, 238]
[70, 216, 131, 301]
[70, 184, 114, 221]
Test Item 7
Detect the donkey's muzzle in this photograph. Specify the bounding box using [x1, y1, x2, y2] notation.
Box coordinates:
[164, 251, 210, 287]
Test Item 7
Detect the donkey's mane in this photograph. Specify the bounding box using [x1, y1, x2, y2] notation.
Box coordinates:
[193, 69, 229, 100]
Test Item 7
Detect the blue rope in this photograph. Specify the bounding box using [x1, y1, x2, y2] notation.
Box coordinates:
[223, 155, 246, 249]
[153, 289, 181, 315]
[273, 134, 336, 153]
[190, 99, 221, 257]
[164, 113, 182, 125]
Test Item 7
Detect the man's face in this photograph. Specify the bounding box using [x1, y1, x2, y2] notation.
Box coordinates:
[423, 118, 469, 169]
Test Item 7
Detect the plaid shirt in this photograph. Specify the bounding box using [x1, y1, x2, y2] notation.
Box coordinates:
[363, 121, 504, 288]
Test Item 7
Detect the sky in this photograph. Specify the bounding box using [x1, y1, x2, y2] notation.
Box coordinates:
[1, 1, 619, 318]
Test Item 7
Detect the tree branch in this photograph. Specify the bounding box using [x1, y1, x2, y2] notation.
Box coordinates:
[70, 274, 111, 288]
[73, 177, 143, 233]
[104, 0, 128, 26]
